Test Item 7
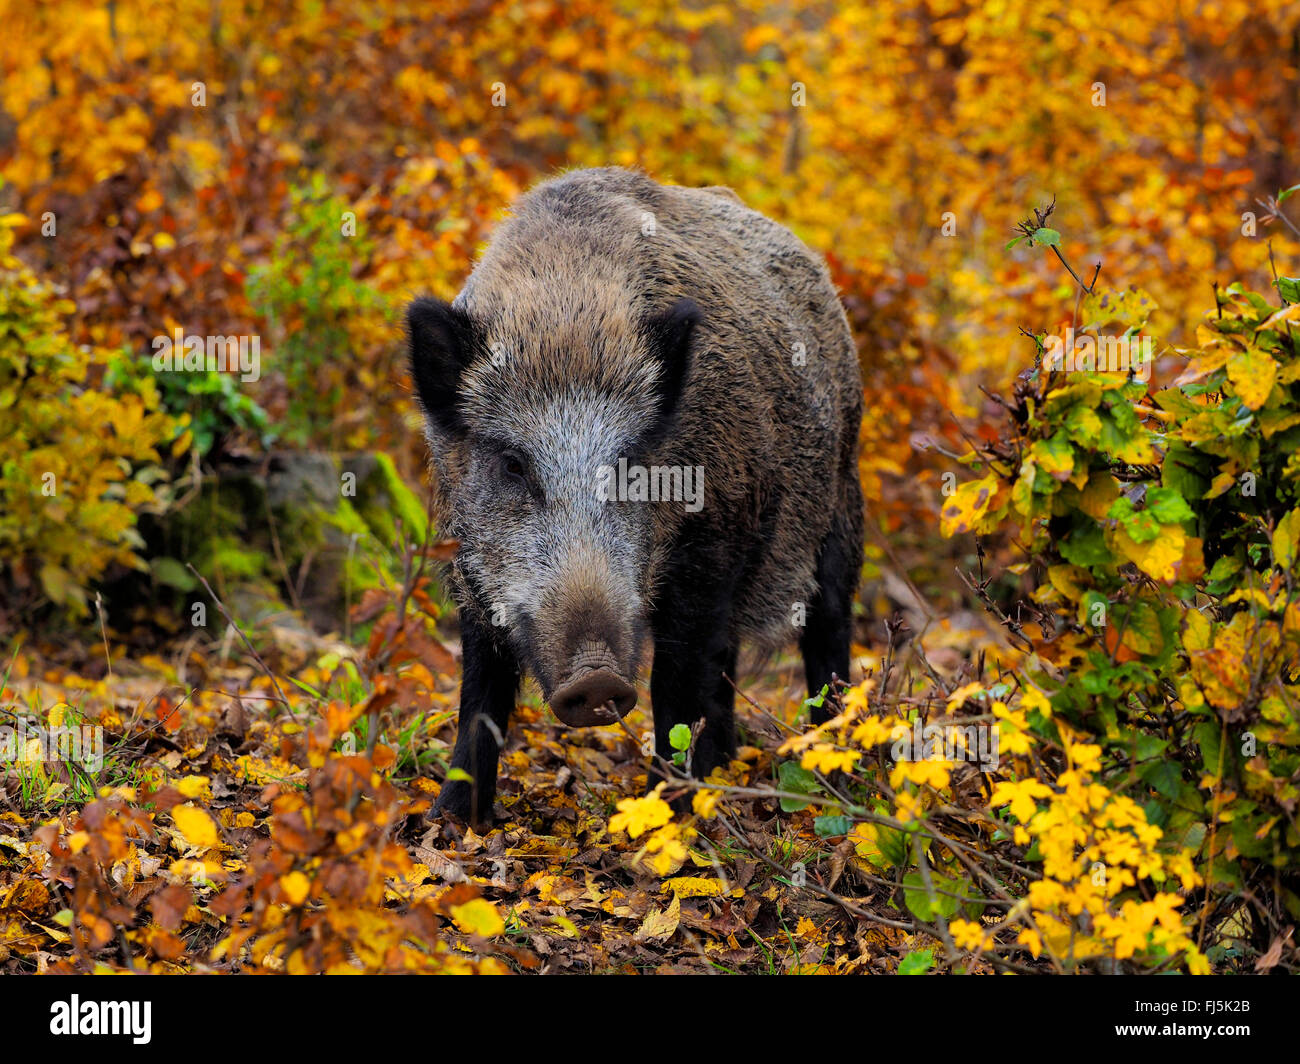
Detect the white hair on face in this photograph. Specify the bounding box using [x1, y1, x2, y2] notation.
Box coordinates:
[449, 382, 655, 692]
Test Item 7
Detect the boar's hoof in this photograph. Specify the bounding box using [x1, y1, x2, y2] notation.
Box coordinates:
[550, 668, 637, 727]
[434, 778, 472, 820]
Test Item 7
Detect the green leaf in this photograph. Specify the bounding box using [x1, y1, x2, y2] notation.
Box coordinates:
[1193, 722, 1226, 777]
[1098, 407, 1156, 464]
[38, 563, 75, 606]
[1145, 486, 1194, 525]
[777, 761, 820, 812]
[1062, 404, 1104, 447]
[1059, 522, 1111, 569]
[1276, 277, 1300, 304]
[151, 556, 199, 591]
[446, 768, 473, 783]
[1032, 227, 1061, 247]
[802, 684, 828, 714]
[1107, 496, 1161, 543]
[814, 814, 853, 838]
[668, 723, 692, 752]
[1206, 555, 1243, 587]
[1132, 734, 1169, 761]
[1160, 442, 1210, 502]
[1140, 760, 1183, 801]
[903, 871, 965, 921]
[898, 949, 935, 975]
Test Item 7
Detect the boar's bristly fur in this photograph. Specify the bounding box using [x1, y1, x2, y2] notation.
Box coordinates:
[408, 167, 864, 828]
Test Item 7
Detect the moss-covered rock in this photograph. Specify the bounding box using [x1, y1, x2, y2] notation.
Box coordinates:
[146, 449, 430, 637]
[346, 452, 429, 548]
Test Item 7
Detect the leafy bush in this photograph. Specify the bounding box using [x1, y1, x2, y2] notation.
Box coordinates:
[246, 174, 389, 447]
[922, 228, 1298, 969]
[105, 350, 271, 460]
[0, 217, 185, 616]
[636, 219, 1300, 975]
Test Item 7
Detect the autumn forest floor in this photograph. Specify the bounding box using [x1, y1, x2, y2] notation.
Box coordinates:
[0, 601, 1007, 974]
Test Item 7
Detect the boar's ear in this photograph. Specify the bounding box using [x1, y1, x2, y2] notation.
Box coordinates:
[407, 297, 477, 435]
[642, 297, 701, 431]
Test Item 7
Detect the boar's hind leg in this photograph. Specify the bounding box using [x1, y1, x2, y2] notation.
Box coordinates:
[437, 611, 519, 829]
[647, 578, 740, 796]
[799, 507, 861, 724]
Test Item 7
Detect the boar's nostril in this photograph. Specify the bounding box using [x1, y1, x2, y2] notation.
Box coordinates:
[550, 668, 637, 727]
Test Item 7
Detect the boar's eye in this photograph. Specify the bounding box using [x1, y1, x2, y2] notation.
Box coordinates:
[499, 450, 529, 487]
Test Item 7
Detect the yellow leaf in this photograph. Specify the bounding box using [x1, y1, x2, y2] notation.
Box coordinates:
[609, 786, 674, 839]
[1017, 926, 1043, 958]
[1260, 303, 1300, 331]
[989, 779, 1053, 823]
[1046, 564, 1087, 601]
[279, 871, 310, 906]
[1113, 524, 1186, 583]
[1020, 687, 1053, 718]
[1183, 607, 1212, 651]
[946, 681, 986, 709]
[636, 892, 680, 941]
[1227, 346, 1277, 410]
[171, 804, 219, 849]
[1273, 509, 1300, 571]
[176, 775, 210, 799]
[1189, 616, 1252, 710]
[940, 474, 1001, 537]
[1076, 474, 1119, 520]
[662, 876, 723, 899]
[691, 789, 721, 818]
[450, 898, 505, 937]
[1175, 347, 1229, 385]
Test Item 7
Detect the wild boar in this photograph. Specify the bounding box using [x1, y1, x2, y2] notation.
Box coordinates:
[407, 167, 863, 828]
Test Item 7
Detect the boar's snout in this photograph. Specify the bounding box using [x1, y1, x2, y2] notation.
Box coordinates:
[550, 642, 637, 727]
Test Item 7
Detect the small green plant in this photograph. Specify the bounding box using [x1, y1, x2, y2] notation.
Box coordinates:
[899, 949, 936, 975]
[668, 722, 692, 767]
[801, 683, 829, 722]
[342, 708, 445, 780]
[246, 174, 388, 445]
[105, 349, 271, 459]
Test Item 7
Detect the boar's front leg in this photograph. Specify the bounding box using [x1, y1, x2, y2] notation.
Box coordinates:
[436, 610, 519, 829]
[799, 505, 860, 725]
[647, 568, 739, 799]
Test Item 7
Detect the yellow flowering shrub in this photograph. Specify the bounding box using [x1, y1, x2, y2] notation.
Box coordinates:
[0, 217, 184, 616]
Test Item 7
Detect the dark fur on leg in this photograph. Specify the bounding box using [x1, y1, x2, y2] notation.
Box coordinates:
[435, 610, 519, 830]
[646, 553, 741, 806]
[799, 502, 863, 724]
